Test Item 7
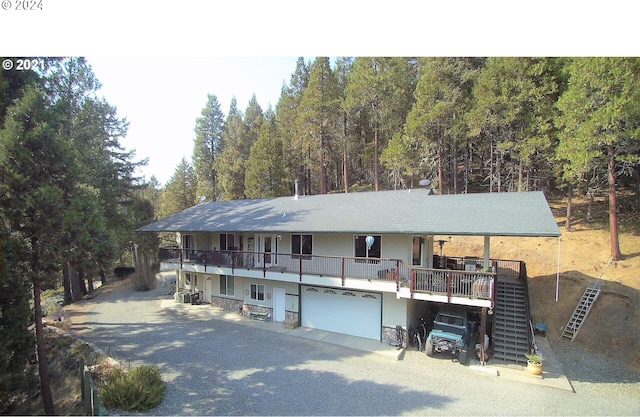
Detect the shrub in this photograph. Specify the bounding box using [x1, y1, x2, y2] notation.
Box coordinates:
[99, 365, 165, 411]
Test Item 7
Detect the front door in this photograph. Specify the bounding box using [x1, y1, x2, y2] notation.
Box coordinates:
[257, 234, 278, 267]
[204, 276, 212, 303]
[273, 287, 286, 322]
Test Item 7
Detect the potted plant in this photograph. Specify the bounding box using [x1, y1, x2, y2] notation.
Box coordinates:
[524, 352, 544, 375]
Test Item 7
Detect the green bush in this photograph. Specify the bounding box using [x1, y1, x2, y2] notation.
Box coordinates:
[99, 365, 165, 411]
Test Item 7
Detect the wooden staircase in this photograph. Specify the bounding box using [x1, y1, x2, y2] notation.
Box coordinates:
[561, 284, 601, 341]
[492, 278, 530, 364]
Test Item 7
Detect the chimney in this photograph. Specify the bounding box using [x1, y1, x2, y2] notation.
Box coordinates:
[294, 179, 299, 200]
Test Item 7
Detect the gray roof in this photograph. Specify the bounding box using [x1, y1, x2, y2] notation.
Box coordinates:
[138, 190, 561, 237]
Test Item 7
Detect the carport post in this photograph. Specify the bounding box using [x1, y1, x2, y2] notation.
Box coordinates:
[556, 236, 561, 302]
[480, 307, 487, 364]
[483, 236, 490, 270]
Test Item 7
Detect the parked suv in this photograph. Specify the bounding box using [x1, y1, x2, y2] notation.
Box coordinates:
[425, 306, 470, 364]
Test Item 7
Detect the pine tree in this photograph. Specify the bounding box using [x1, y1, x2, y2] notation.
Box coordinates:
[276, 57, 310, 194]
[157, 158, 197, 218]
[556, 57, 640, 260]
[245, 114, 289, 198]
[297, 57, 341, 194]
[0, 85, 67, 415]
[216, 98, 247, 200]
[193, 94, 225, 202]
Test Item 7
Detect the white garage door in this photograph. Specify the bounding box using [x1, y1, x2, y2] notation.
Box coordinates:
[301, 286, 381, 340]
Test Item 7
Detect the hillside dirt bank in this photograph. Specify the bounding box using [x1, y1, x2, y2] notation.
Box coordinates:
[438, 196, 640, 373]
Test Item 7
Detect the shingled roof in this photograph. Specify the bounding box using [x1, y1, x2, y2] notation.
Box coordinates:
[138, 189, 561, 237]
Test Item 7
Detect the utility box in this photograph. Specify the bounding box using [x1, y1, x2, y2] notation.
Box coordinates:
[175, 292, 191, 303]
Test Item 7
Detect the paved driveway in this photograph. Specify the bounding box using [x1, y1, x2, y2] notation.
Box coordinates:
[69, 280, 640, 416]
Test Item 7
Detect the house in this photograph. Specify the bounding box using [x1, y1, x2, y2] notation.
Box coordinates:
[138, 189, 561, 354]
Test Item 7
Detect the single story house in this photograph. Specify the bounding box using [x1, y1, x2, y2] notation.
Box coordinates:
[138, 189, 561, 350]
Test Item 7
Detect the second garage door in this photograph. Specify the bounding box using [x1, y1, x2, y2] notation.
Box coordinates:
[301, 286, 381, 340]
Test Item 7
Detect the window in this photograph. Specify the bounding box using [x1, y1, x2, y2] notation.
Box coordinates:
[354, 235, 381, 259]
[250, 283, 265, 301]
[220, 233, 235, 251]
[412, 236, 423, 266]
[183, 234, 195, 258]
[220, 275, 234, 296]
[292, 234, 312, 259]
[185, 273, 192, 286]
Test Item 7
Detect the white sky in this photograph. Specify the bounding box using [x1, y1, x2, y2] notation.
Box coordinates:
[1, 1, 637, 187]
[87, 57, 303, 186]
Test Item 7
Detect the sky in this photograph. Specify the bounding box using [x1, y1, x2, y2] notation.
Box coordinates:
[1, 1, 637, 187]
[87, 57, 304, 186]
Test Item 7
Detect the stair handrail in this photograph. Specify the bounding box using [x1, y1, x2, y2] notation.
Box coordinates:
[521, 261, 534, 355]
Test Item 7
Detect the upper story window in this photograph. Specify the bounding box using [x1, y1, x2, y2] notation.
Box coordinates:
[292, 234, 313, 258]
[220, 233, 235, 251]
[412, 236, 423, 266]
[354, 235, 381, 259]
[183, 234, 195, 250]
[183, 234, 195, 259]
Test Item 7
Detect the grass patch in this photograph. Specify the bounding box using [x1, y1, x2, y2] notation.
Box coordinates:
[100, 365, 165, 412]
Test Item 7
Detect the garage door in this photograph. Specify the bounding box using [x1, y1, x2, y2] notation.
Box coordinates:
[301, 286, 381, 340]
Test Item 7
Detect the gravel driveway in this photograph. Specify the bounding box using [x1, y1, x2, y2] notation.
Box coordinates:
[68, 278, 640, 416]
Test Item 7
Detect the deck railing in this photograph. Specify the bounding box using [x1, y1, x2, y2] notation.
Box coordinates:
[159, 248, 516, 302]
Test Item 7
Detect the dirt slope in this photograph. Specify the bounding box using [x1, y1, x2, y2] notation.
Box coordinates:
[437, 196, 640, 373]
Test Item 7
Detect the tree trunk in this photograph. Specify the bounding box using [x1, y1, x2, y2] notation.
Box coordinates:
[78, 268, 88, 295]
[62, 260, 72, 305]
[518, 158, 524, 192]
[86, 266, 94, 295]
[343, 112, 349, 193]
[608, 142, 622, 261]
[586, 192, 594, 222]
[635, 164, 640, 215]
[489, 139, 494, 193]
[100, 267, 107, 286]
[374, 123, 379, 191]
[452, 139, 458, 194]
[31, 237, 55, 415]
[464, 140, 469, 194]
[566, 184, 573, 232]
[70, 267, 83, 302]
[319, 131, 328, 195]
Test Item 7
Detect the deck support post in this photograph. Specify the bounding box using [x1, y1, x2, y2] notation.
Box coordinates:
[480, 307, 488, 365]
[299, 254, 303, 282]
[483, 236, 491, 270]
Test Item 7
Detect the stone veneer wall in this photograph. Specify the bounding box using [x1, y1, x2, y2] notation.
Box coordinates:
[285, 311, 298, 323]
[211, 296, 243, 313]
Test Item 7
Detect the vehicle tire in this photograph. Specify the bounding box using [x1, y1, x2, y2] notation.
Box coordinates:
[426, 342, 434, 357]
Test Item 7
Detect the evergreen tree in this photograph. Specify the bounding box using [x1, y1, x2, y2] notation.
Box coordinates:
[276, 57, 310, 195]
[297, 57, 341, 194]
[193, 94, 225, 202]
[556, 57, 640, 260]
[345, 57, 417, 191]
[216, 98, 248, 200]
[468, 57, 559, 193]
[0, 85, 67, 415]
[406, 57, 482, 193]
[245, 113, 289, 198]
[335, 57, 354, 192]
[157, 158, 197, 218]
